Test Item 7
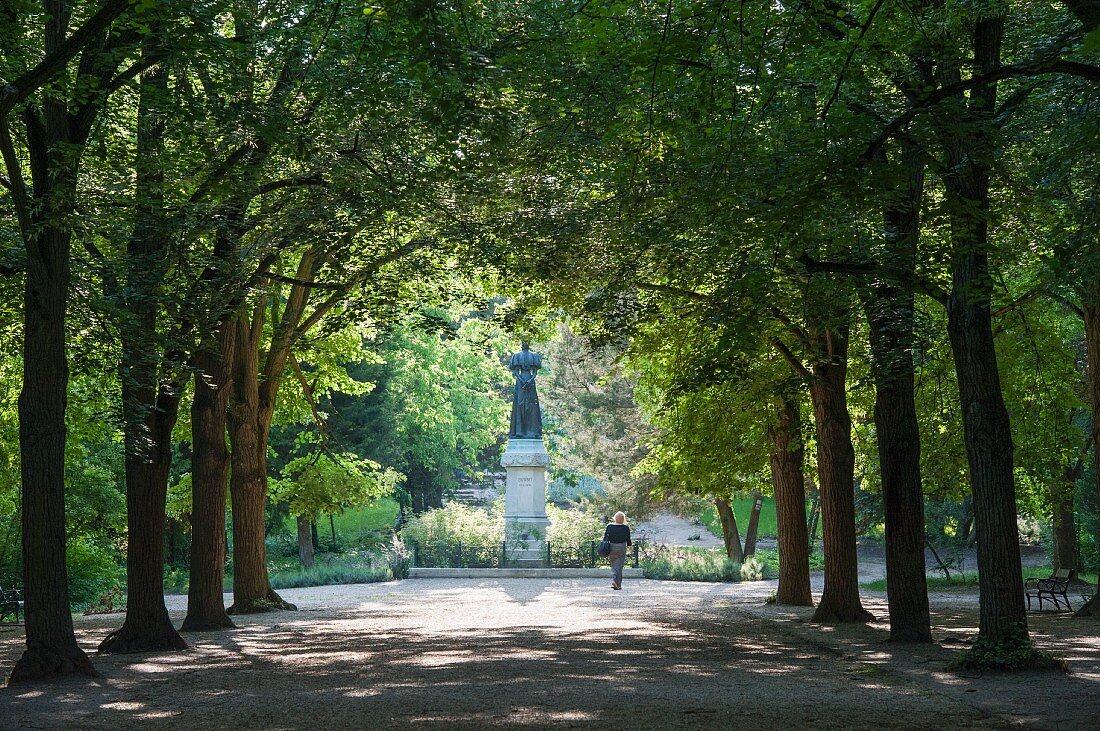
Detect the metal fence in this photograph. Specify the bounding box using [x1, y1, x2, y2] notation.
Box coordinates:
[408, 540, 640, 569]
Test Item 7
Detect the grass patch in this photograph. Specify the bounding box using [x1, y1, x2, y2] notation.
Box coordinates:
[861, 566, 1098, 592]
[162, 546, 401, 595]
[699, 497, 778, 539]
[281, 498, 401, 550]
[268, 554, 392, 590]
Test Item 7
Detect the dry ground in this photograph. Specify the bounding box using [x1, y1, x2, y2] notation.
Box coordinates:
[2, 577, 1098, 730]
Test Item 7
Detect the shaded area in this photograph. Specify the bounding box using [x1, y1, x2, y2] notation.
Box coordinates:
[1, 580, 1098, 729]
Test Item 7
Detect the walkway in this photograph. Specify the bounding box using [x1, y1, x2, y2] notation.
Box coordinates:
[2, 578, 1097, 729]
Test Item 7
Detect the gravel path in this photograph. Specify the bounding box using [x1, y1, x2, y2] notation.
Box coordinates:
[2, 578, 1097, 729]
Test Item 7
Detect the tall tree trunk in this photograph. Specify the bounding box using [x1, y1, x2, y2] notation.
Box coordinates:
[8, 96, 93, 679]
[715, 498, 744, 563]
[297, 515, 315, 569]
[808, 311, 873, 623]
[1075, 293, 1100, 617]
[931, 14, 1028, 649]
[743, 489, 763, 557]
[1050, 477, 1077, 576]
[861, 150, 931, 643]
[11, 224, 95, 680]
[228, 306, 295, 613]
[770, 388, 812, 606]
[99, 33, 187, 655]
[181, 324, 237, 631]
[946, 243, 1028, 646]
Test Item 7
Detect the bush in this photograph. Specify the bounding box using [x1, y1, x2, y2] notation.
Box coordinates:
[268, 552, 392, 589]
[547, 503, 604, 545]
[640, 544, 776, 582]
[382, 535, 411, 579]
[951, 636, 1067, 673]
[400, 502, 503, 548]
[67, 537, 123, 607]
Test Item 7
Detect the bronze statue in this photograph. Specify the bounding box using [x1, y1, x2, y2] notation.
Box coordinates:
[508, 342, 543, 438]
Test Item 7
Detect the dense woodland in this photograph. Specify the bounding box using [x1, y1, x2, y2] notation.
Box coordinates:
[1, 0, 1099, 683]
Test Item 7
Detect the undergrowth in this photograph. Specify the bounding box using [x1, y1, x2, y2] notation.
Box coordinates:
[951, 636, 1067, 673]
[641, 545, 776, 582]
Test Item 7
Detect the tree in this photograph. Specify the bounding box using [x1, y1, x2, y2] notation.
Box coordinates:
[272, 449, 400, 568]
[1, 0, 143, 680]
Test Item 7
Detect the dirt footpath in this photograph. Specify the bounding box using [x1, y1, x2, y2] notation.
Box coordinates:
[1, 579, 1098, 730]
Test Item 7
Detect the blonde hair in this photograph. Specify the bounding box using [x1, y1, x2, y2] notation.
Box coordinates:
[613, 511, 626, 524]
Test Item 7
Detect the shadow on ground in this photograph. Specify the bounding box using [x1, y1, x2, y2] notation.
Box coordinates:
[1, 580, 1097, 729]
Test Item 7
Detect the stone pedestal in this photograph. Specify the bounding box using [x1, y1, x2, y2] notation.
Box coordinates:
[501, 438, 550, 566]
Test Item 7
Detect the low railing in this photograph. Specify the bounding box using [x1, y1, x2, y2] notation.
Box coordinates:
[408, 540, 641, 569]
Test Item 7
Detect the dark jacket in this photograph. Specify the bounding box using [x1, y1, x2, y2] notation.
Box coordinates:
[602, 523, 631, 545]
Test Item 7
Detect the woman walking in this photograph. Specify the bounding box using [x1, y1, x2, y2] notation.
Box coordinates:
[603, 512, 632, 590]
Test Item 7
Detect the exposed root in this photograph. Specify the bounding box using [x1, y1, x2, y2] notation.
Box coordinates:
[97, 619, 188, 654]
[1073, 594, 1100, 618]
[812, 604, 875, 623]
[8, 644, 97, 684]
[951, 638, 1067, 673]
[228, 588, 297, 615]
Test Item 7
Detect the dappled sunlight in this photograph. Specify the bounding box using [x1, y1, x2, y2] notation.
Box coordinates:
[3, 579, 1099, 728]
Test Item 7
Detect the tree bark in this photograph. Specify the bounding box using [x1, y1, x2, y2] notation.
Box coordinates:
[769, 388, 812, 606]
[181, 324, 237, 632]
[99, 32, 187, 655]
[297, 515, 315, 569]
[6, 16, 96, 674]
[228, 305, 295, 613]
[715, 498, 744, 563]
[937, 16, 1029, 648]
[861, 149, 932, 642]
[743, 489, 762, 557]
[1075, 293, 1100, 617]
[11, 223, 96, 680]
[807, 308, 873, 623]
[1051, 477, 1077, 576]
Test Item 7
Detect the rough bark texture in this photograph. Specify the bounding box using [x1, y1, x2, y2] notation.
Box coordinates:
[99, 35, 187, 656]
[1051, 479, 1077, 576]
[769, 389, 812, 606]
[297, 515, 316, 569]
[808, 313, 872, 623]
[228, 306, 295, 614]
[181, 324, 237, 632]
[938, 16, 1029, 647]
[743, 489, 763, 557]
[861, 151, 932, 643]
[12, 224, 96, 679]
[715, 498, 743, 563]
[1076, 296, 1100, 617]
[6, 7, 99, 675]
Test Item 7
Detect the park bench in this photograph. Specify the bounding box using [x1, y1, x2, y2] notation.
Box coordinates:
[1025, 568, 1073, 612]
[0, 584, 23, 625]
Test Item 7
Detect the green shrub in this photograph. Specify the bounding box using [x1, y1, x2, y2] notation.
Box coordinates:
[547, 503, 604, 545]
[382, 535, 411, 579]
[268, 552, 392, 589]
[640, 544, 777, 582]
[741, 556, 767, 581]
[400, 502, 504, 547]
[67, 537, 123, 607]
[951, 636, 1067, 673]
